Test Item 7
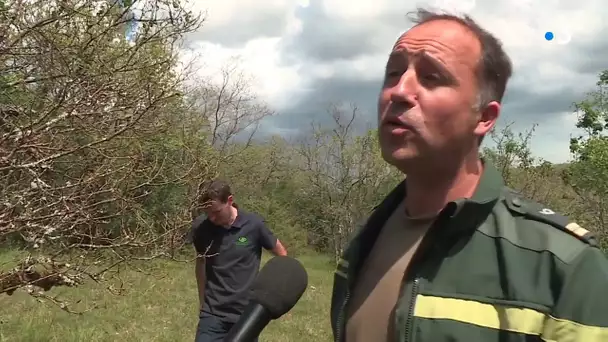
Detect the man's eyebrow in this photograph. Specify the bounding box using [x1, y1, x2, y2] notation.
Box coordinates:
[418, 51, 451, 73]
[388, 49, 408, 60]
[386, 49, 458, 83]
[389, 49, 445, 66]
[416, 51, 456, 82]
[387, 49, 432, 64]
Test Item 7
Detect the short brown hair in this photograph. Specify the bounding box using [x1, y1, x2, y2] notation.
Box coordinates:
[408, 8, 513, 108]
[197, 179, 232, 206]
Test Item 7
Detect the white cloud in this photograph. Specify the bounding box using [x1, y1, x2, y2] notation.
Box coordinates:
[321, 0, 389, 20]
[181, 0, 605, 163]
[528, 112, 583, 163]
[296, 0, 310, 8]
[185, 0, 294, 31]
[181, 38, 304, 110]
[430, 0, 476, 14]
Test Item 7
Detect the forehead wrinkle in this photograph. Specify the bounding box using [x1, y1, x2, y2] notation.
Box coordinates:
[388, 46, 460, 81]
[396, 21, 481, 65]
[392, 37, 458, 57]
[403, 39, 479, 84]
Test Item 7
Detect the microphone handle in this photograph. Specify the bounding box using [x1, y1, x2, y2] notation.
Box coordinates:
[224, 303, 271, 342]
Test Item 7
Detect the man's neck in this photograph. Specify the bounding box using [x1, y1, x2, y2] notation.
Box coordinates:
[227, 206, 238, 227]
[404, 155, 483, 218]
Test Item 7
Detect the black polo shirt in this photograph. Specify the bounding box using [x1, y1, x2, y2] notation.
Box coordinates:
[190, 209, 277, 323]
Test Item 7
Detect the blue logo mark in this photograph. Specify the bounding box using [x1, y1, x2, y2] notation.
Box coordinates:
[544, 32, 554, 41]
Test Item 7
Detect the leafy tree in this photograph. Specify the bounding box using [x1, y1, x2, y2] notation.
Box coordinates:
[564, 70, 608, 247]
[0, 0, 202, 301]
[295, 103, 402, 261]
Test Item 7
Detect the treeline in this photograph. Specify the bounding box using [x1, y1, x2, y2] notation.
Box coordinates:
[1, 0, 608, 297]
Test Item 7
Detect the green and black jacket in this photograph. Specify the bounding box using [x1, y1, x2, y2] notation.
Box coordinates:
[330, 161, 608, 342]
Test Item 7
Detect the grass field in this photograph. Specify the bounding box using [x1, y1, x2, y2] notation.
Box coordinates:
[0, 250, 335, 342]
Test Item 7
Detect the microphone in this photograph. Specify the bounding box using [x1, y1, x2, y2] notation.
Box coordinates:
[224, 255, 309, 342]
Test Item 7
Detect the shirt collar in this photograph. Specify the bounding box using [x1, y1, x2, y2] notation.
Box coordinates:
[395, 158, 503, 225]
[203, 209, 249, 230]
[435, 158, 503, 237]
[448, 158, 503, 217]
[231, 209, 249, 229]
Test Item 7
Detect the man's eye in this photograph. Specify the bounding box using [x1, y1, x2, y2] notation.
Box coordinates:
[422, 73, 441, 80]
[385, 69, 402, 77]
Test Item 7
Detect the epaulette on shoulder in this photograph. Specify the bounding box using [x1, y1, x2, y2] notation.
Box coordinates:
[502, 190, 597, 247]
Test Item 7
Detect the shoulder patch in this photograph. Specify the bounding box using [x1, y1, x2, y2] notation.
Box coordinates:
[503, 190, 597, 247]
[564, 222, 595, 241]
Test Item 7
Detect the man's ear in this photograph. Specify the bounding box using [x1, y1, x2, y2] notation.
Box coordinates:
[474, 101, 500, 137]
[226, 195, 234, 206]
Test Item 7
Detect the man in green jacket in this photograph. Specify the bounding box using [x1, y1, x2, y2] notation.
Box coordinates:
[330, 7, 608, 342]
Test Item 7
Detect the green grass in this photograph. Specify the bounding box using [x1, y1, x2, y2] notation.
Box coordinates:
[0, 250, 335, 342]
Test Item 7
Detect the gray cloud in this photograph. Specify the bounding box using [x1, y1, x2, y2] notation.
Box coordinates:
[266, 2, 607, 145]
[277, 0, 523, 66]
[502, 86, 578, 119]
[500, 39, 608, 127]
[259, 71, 589, 162]
[264, 48, 604, 160]
[187, 0, 608, 162]
[266, 77, 381, 131]
[568, 38, 608, 76]
[278, 2, 412, 65]
[279, 6, 377, 64]
[265, 73, 580, 133]
[186, 8, 288, 48]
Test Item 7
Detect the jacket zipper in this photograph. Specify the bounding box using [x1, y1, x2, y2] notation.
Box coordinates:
[403, 277, 420, 342]
[335, 291, 350, 342]
[402, 209, 451, 342]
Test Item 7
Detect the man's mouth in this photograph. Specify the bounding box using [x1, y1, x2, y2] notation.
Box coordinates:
[383, 119, 414, 135]
[388, 125, 409, 134]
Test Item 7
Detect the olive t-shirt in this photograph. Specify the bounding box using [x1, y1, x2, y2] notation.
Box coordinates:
[345, 200, 434, 342]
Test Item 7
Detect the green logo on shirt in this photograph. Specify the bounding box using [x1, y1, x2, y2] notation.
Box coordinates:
[236, 236, 248, 246]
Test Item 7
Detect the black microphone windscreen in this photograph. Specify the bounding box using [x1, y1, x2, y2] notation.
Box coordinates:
[251, 256, 308, 319]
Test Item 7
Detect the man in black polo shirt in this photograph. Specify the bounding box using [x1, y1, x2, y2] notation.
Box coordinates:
[190, 179, 287, 342]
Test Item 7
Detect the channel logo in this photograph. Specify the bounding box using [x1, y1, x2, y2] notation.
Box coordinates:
[544, 30, 572, 44]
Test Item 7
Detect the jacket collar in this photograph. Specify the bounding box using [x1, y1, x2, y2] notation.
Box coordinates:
[350, 158, 504, 280]
[448, 158, 503, 216]
[391, 157, 503, 218]
[444, 159, 503, 235]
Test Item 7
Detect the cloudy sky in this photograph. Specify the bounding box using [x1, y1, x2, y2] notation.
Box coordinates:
[181, 0, 607, 163]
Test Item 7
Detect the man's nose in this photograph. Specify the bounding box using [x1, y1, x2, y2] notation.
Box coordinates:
[390, 69, 418, 108]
